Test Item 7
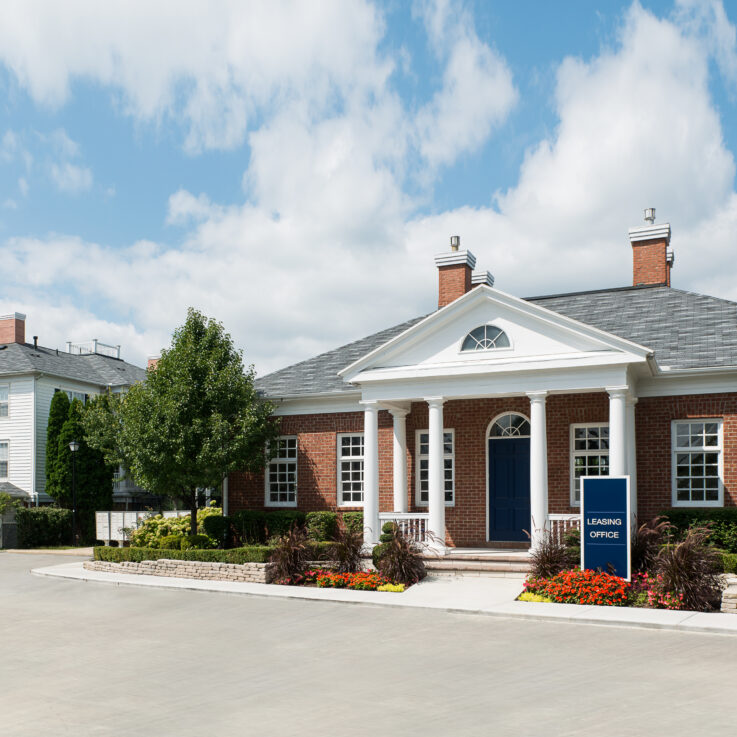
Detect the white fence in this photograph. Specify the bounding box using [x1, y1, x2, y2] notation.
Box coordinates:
[378, 512, 430, 543]
[95, 510, 190, 544]
[548, 513, 581, 544]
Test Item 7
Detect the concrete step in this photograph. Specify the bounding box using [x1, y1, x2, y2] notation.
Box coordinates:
[424, 558, 531, 574]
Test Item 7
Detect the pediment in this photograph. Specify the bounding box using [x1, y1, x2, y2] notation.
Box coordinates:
[339, 286, 652, 385]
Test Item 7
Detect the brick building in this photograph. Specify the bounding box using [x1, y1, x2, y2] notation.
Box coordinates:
[230, 214, 737, 551]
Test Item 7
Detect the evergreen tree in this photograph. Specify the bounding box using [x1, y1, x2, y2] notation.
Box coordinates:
[45, 391, 70, 499]
[48, 399, 113, 540]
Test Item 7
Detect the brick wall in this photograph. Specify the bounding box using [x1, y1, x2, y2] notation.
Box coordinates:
[438, 264, 472, 308]
[636, 393, 737, 519]
[229, 392, 737, 547]
[632, 238, 670, 286]
[0, 315, 25, 344]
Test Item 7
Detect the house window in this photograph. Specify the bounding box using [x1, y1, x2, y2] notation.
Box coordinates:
[416, 429, 454, 506]
[0, 386, 7, 418]
[571, 424, 609, 506]
[461, 325, 510, 351]
[265, 436, 297, 507]
[56, 389, 87, 404]
[0, 441, 7, 479]
[337, 434, 364, 506]
[672, 420, 723, 506]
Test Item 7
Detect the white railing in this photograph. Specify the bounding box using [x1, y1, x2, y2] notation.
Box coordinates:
[66, 339, 121, 358]
[378, 512, 430, 543]
[548, 513, 581, 544]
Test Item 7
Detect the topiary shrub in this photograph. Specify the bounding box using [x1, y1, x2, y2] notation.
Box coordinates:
[180, 534, 214, 550]
[202, 515, 231, 548]
[305, 511, 338, 541]
[159, 535, 183, 550]
[380, 521, 397, 543]
[16, 507, 72, 548]
[342, 511, 363, 535]
[230, 510, 267, 544]
[265, 510, 306, 539]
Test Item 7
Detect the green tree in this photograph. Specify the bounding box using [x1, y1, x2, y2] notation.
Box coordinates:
[83, 308, 278, 535]
[48, 399, 113, 541]
[45, 390, 70, 499]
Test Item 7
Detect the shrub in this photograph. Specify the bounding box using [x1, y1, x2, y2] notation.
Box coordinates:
[269, 526, 311, 579]
[159, 535, 183, 550]
[721, 552, 737, 574]
[265, 510, 306, 538]
[380, 521, 397, 543]
[305, 511, 338, 541]
[16, 507, 72, 548]
[93, 545, 274, 564]
[128, 508, 221, 548]
[529, 528, 572, 579]
[342, 511, 363, 535]
[202, 515, 231, 548]
[230, 510, 267, 544]
[375, 526, 426, 585]
[328, 525, 364, 573]
[562, 528, 580, 566]
[180, 534, 214, 550]
[660, 508, 737, 553]
[372, 542, 388, 569]
[654, 526, 723, 611]
[631, 516, 672, 573]
[525, 569, 630, 606]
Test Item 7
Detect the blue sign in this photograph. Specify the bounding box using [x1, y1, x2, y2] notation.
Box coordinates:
[581, 476, 631, 581]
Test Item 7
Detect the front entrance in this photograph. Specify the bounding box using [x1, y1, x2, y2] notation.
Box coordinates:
[488, 413, 531, 542]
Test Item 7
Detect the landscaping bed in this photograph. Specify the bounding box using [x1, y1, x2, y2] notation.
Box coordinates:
[277, 568, 406, 592]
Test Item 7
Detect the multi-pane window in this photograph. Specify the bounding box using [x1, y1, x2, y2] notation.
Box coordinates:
[56, 389, 87, 404]
[338, 434, 364, 506]
[461, 325, 510, 351]
[266, 436, 297, 506]
[416, 429, 454, 505]
[571, 424, 609, 505]
[0, 442, 7, 479]
[0, 386, 7, 418]
[672, 420, 722, 506]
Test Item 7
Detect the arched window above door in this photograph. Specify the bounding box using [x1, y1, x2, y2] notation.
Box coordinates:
[489, 413, 530, 438]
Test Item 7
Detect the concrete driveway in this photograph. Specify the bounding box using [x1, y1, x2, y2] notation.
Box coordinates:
[1, 552, 736, 737]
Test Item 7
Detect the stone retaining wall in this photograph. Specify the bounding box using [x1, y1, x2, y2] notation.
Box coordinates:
[84, 558, 276, 584]
[721, 574, 737, 613]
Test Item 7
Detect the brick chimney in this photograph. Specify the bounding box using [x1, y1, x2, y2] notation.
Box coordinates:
[147, 356, 160, 371]
[629, 209, 673, 287]
[0, 313, 26, 344]
[434, 236, 477, 308]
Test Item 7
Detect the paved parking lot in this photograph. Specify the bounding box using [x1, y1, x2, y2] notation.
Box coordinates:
[2, 552, 736, 737]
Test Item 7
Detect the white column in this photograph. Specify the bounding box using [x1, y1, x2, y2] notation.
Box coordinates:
[607, 387, 628, 476]
[626, 395, 638, 524]
[361, 400, 380, 546]
[390, 409, 409, 513]
[527, 391, 548, 549]
[426, 397, 446, 552]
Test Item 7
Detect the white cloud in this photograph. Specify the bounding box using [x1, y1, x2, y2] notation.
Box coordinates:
[2, 198, 18, 210]
[18, 177, 28, 196]
[2, 1, 737, 379]
[49, 162, 93, 194]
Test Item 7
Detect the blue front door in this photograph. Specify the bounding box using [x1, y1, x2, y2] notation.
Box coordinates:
[489, 437, 531, 542]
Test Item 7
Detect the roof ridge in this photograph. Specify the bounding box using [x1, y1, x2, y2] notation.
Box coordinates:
[525, 283, 666, 301]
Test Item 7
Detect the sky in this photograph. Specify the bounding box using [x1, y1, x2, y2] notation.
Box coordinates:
[1, 0, 737, 376]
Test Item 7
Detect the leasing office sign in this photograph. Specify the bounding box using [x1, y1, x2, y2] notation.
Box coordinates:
[581, 476, 631, 581]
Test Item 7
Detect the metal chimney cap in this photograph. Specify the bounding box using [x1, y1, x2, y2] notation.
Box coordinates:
[644, 207, 656, 224]
[450, 235, 460, 251]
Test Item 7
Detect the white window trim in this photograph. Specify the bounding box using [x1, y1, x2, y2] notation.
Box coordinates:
[0, 384, 8, 419]
[336, 432, 365, 508]
[457, 322, 514, 355]
[264, 435, 298, 508]
[671, 419, 724, 508]
[0, 439, 8, 480]
[570, 422, 610, 508]
[415, 428, 455, 507]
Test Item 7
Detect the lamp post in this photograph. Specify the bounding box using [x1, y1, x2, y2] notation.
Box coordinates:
[69, 440, 80, 546]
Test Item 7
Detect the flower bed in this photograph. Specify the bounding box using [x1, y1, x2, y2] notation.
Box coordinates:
[277, 568, 405, 592]
[523, 569, 689, 610]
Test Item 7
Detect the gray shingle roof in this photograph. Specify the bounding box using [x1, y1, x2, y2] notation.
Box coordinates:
[0, 342, 146, 387]
[255, 285, 737, 398]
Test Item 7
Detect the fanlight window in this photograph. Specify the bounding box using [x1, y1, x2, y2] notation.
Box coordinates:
[490, 413, 530, 438]
[461, 325, 510, 351]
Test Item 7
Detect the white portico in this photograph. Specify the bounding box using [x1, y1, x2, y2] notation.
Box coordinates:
[340, 280, 652, 552]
